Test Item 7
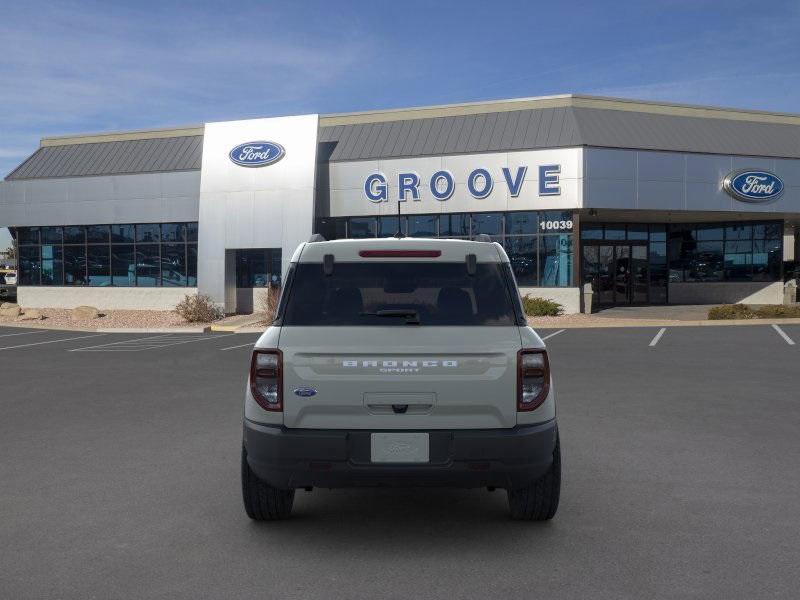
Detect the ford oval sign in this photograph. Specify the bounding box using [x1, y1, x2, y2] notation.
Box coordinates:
[293, 387, 317, 397]
[723, 169, 784, 203]
[229, 141, 285, 168]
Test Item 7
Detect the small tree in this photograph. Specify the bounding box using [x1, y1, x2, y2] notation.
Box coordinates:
[2, 245, 15, 260]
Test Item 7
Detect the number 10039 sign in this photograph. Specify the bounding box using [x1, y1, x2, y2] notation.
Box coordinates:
[539, 219, 573, 232]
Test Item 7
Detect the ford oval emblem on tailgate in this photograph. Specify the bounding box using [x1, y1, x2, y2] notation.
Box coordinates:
[293, 387, 317, 397]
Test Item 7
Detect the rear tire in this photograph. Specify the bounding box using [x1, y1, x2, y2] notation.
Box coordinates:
[241, 446, 295, 520]
[507, 434, 561, 521]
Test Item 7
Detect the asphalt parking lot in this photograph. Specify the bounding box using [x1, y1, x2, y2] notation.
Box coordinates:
[1, 324, 799, 599]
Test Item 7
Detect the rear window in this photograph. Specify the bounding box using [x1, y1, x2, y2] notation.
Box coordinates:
[281, 262, 519, 326]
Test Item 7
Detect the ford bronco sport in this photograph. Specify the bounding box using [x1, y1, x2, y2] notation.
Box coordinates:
[241, 236, 560, 520]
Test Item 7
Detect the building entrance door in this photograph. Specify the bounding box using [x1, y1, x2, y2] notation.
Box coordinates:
[583, 242, 649, 305]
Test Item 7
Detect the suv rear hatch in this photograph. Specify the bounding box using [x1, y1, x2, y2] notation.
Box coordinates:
[276, 246, 525, 429]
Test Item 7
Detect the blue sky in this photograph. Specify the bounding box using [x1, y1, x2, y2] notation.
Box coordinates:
[1, 0, 800, 249]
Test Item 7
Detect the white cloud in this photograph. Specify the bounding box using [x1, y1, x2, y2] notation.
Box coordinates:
[0, 2, 374, 175]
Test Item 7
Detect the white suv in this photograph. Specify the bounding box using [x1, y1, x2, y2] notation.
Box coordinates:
[241, 236, 560, 520]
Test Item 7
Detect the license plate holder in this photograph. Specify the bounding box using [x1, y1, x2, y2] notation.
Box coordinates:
[370, 433, 429, 463]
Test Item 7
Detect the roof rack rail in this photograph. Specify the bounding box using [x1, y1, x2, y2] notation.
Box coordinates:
[308, 233, 326, 243]
[474, 234, 492, 243]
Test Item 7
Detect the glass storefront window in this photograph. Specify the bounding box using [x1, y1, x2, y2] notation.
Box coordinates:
[64, 246, 87, 285]
[235, 249, 282, 287]
[471, 213, 503, 236]
[648, 224, 667, 242]
[187, 245, 198, 286]
[136, 245, 161, 286]
[87, 245, 111, 286]
[86, 225, 109, 244]
[161, 244, 187, 286]
[540, 235, 572, 287]
[326, 211, 575, 287]
[348, 217, 376, 238]
[41, 227, 63, 245]
[186, 222, 199, 242]
[161, 223, 185, 243]
[604, 224, 626, 240]
[753, 222, 782, 239]
[581, 223, 603, 240]
[63, 226, 85, 244]
[111, 224, 135, 243]
[695, 225, 723, 241]
[378, 216, 406, 238]
[627, 225, 648, 241]
[504, 236, 537, 286]
[19, 246, 40, 285]
[506, 212, 537, 235]
[41, 245, 63, 286]
[440, 214, 469, 237]
[407, 215, 437, 237]
[725, 224, 752, 240]
[666, 220, 782, 283]
[18, 227, 40, 245]
[14, 222, 198, 288]
[136, 224, 160, 243]
[111, 245, 136, 287]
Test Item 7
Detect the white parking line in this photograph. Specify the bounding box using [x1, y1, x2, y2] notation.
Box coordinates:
[540, 329, 565, 341]
[220, 342, 256, 351]
[70, 333, 236, 352]
[68, 333, 173, 351]
[0, 333, 105, 351]
[771, 324, 795, 346]
[0, 330, 49, 339]
[649, 328, 667, 347]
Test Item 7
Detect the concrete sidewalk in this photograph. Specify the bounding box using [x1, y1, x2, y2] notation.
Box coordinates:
[528, 304, 800, 328]
[592, 304, 712, 321]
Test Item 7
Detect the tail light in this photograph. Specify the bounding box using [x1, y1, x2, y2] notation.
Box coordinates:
[517, 349, 550, 411]
[250, 349, 283, 411]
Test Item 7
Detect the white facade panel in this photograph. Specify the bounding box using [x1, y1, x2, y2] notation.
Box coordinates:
[0, 171, 200, 226]
[637, 180, 683, 211]
[585, 148, 800, 215]
[197, 114, 318, 309]
[638, 151, 684, 182]
[328, 148, 583, 217]
[585, 178, 636, 209]
[685, 155, 732, 183]
[584, 148, 635, 180]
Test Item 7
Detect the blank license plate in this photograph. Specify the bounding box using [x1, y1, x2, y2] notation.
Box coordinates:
[370, 433, 429, 463]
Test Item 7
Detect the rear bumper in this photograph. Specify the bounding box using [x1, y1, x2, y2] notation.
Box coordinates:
[243, 419, 558, 490]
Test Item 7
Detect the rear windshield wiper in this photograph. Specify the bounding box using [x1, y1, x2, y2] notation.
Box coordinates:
[360, 309, 421, 325]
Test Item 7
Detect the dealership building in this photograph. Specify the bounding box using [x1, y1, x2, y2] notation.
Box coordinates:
[1, 94, 798, 314]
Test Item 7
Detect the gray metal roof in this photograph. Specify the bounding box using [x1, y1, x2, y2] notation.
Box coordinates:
[320, 106, 800, 161]
[6, 135, 203, 180]
[571, 107, 800, 158]
[318, 107, 583, 161]
[8, 95, 800, 181]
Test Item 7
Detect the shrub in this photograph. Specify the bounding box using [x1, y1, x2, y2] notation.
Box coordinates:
[257, 285, 282, 324]
[707, 304, 757, 320]
[522, 296, 564, 317]
[175, 294, 223, 323]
